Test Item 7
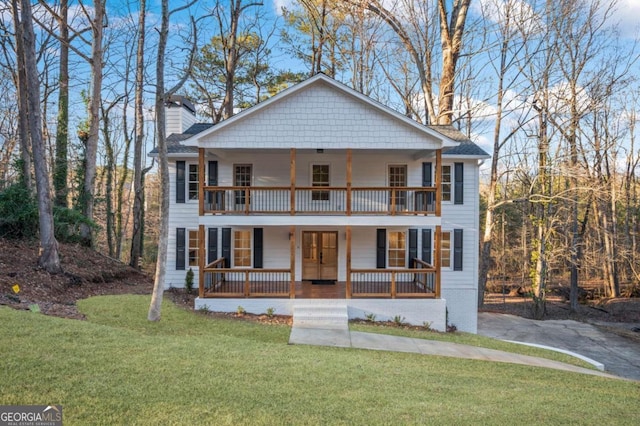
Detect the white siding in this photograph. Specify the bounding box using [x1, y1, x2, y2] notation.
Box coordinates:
[166, 105, 196, 135]
[165, 159, 201, 289]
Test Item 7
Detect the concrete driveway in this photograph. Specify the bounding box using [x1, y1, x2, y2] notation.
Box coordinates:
[478, 312, 640, 381]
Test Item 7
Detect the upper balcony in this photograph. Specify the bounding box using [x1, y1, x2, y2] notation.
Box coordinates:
[202, 186, 437, 216]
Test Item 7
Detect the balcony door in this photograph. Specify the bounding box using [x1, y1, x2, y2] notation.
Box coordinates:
[389, 165, 407, 211]
[302, 231, 338, 281]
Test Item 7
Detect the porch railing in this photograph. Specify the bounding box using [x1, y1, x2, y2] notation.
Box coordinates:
[199, 258, 438, 299]
[203, 186, 436, 215]
[201, 258, 293, 297]
[349, 259, 437, 298]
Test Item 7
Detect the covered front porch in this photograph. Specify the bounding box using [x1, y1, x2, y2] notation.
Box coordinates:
[196, 225, 443, 300]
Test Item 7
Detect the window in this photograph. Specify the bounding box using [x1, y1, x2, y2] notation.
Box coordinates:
[233, 230, 251, 267]
[188, 164, 199, 200]
[442, 165, 452, 202]
[188, 230, 199, 267]
[234, 164, 252, 205]
[389, 165, 407, 209]
[388, 231, 406, 267]
[441, 231, 451, 268]
[312, 164, 330, 201]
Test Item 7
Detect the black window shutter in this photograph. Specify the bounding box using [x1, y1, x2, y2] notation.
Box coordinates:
[376, 229, 386, 268]
[408, 229, 418, 268]
[253, 228, 263, 268]
[208, 161, 218, 186]
[453, 229, 463, 271]
[176, 228, 186, 270]
[207, 161, 219, 208]
[422, 229, 432, 264]
[207, 228, 218, 264]
[176, 161, 186, 203]
[421, 162, 433, 210]
[422, 162, 432, 186]
[454, 162, 464, 205]
[222, 228, 231, 268]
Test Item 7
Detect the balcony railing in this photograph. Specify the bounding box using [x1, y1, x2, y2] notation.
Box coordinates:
[200, 258, 439, 299]
[201, 258, 292, 297]
[350, 259, 438, 298]
[203, 186, 436, 215]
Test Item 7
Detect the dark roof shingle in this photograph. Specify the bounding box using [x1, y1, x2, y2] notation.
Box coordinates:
[430, 125, 490, 157]
[150, 123, 214, 154]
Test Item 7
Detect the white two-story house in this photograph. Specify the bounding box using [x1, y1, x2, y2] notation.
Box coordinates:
[156, 73, 489, 333]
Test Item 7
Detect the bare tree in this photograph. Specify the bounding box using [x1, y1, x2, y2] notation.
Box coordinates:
[53, 0, 69, 208]
[149, 0, 199, 321]
[216, 0, 264, 120]
[129, 0, 147, 268]
[357, 0, 471, 125]
[2, 1, 31, 191]
[14, 0, 61, 273]
[477, 0, 536, 306]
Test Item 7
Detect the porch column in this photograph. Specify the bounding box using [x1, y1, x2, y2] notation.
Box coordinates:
[290, 225, 296, 298]
[198, 148, 205, 216]
[198, 224, 205, 298]
[346, 149, 352, 216]
[435, 225, 442, 298]
[346, 225, 352, 298]
[435, 149, 442, 217]
[290, 148, 296, 215]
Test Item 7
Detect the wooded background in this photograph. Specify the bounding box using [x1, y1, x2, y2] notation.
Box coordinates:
[1, 0, 639, 317]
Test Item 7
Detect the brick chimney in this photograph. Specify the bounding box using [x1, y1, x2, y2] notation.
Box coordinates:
[165, 95, 196, 135]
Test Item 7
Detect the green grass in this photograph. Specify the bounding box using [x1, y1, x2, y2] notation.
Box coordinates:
[0, 295, 638, 425]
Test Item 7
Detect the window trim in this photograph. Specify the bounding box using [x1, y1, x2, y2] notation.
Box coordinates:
[188, 163, 199, 201]
[311, 163, 330, 201]
[441, 230, 452, 269]
[441, 164, 452, 203]
[233, 229, 252, 268]
[388, 164, 408, 210]
[387, 230, 407, 268]
[188, 229, 199, 267]
[233, 164, 253, 206]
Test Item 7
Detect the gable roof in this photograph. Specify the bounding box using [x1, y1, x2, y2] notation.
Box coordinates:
[153, 74, 490, 158]
[181, 73, 459, 150]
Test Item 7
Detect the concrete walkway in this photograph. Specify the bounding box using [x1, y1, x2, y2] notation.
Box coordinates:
[288, 326, 624, 380]
[477, 312, 640, 381]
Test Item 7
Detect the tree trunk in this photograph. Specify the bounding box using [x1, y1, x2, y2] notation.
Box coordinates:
[53, 0, 69, 208]
[436, 0, 471, 125]
[81, 0, 105, 244]
[148, 0, 171, 321]
[10, 0, 32, 190]
[130, 0, 147, 268]
[17, 0, 62, 273]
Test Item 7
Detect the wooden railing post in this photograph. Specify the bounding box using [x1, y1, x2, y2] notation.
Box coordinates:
[346, 149, 352, 216]
[435, 149, 442, 217]
[346, 225, 352, 298]
[244, 270, 250, 297]
[435, 225, 442, 298]
[290, 148, 296, 215]
[198, 148, 205, 216]
[198, 225, 205, 298]
[391, 271, 396, 298]
[290, 225, 296, 298]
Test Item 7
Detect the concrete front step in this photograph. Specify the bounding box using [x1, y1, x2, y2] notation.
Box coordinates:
[292, 304, 349, 330]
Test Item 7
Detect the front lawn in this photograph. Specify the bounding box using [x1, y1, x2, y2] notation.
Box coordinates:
[0, 295, 637, 425]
